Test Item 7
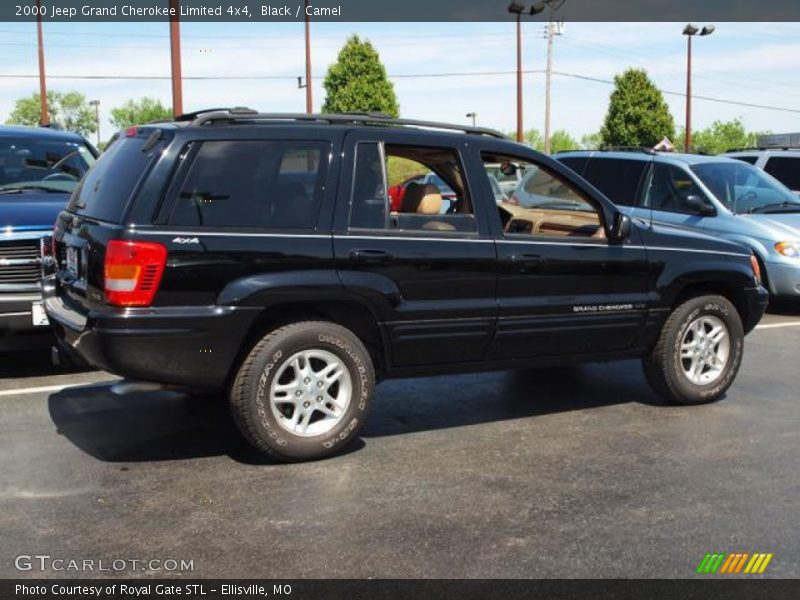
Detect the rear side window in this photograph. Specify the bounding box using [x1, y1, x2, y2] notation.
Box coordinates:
[581, 158, 648, 207]
[764, 157, 800, 191]
[732, 155, 758, 165]
[170, 140, 330, 229]
[68, 136, 155, 223]
[556, 156, 589, 176]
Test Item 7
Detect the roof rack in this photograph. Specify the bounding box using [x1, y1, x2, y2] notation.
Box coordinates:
[187, 108, 508, 139]
[597, 146, 658, 155]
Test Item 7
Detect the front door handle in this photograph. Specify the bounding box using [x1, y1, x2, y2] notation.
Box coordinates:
[508, 253, 546, 269]
[349, 249, 394, 264]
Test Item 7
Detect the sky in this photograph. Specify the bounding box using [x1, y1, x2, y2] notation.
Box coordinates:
[1, 20, 800, 144]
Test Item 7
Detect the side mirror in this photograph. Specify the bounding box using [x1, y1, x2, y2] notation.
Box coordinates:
[684, 194, 715, 216]
[609, 212, 632, 242]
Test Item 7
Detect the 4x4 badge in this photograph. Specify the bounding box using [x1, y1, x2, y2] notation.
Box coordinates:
[172, 237, 200, 245]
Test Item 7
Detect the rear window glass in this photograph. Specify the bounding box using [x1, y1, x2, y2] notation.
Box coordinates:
[581, 158, 648, 207]
[170, 140, 330, 229]
[764, 157, 800, 191]
[556, 156, 588, 176]
[67, 136, 156, 223]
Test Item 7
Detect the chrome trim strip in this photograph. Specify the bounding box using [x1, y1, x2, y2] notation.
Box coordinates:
[126, 229, 750, 257]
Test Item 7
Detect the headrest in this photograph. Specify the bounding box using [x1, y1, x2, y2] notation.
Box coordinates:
[402, 182, 442, 215]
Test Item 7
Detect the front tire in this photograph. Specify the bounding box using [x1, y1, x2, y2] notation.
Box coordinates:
[230, 321, 374, 462]
[643, 295, 744, 405]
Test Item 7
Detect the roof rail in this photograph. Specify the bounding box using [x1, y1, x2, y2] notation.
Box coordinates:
[188, 108, 508, 139]
[597, 146, 658, 155]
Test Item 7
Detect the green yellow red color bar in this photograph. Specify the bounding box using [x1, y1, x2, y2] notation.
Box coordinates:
[697, 553, 773, 574]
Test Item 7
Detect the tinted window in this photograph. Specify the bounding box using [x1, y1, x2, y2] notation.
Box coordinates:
[581, 158, 648, 207]
[732, 155, 758, 165]
[170, 140, 329, 229]
[556, 156, 589, 176]
[350, 143, 388, 230]
[643, 163, 706, 215]
[67, 136, 151, 223]
[764, 157, 800, 191]
[1, 136, 94, 195]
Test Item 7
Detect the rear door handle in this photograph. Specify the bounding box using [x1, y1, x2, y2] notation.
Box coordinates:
[508, 253, 546, 267]
[349, 249, 394, 264]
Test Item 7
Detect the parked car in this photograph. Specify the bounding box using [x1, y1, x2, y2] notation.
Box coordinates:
[555, 150, 800, 299]
[485, 162, 525, 195]
[0, 125, 96, 349]
[726, 133, 800, 194]
[46, 110, 767, 462]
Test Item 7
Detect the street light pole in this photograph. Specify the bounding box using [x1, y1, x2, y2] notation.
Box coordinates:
[35, 0, 49, 126]
[304, 0, 313, 113]
[89, 100, 100, 146]
[509, 3, 524, 142]
[508, 2, 546, 144]
[169, 0, 184, 118]
[683, 23, 715, 153]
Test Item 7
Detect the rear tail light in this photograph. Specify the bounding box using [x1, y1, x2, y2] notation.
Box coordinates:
[104, 240, 167, 307]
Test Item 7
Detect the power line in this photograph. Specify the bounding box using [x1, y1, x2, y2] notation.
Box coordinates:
[1, 69, 798, 114]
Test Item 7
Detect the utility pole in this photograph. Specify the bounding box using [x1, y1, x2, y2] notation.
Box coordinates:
[169, 0, 184, 117]
[304, 0, 313, 113]
[35, 0, 49, 126]
[543, 1, 565, 155]
[466, 112, 477, 127]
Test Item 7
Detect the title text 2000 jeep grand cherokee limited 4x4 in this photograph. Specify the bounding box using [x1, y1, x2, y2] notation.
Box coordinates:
[44, 110, 768, 461]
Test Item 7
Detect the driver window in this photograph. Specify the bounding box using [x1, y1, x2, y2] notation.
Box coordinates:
[642, 163, 705, 214]
[481, 153, 605, 240]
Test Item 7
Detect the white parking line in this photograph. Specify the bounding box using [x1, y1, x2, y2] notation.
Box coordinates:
[0, 381, 112, 398]
[755, 322, 800, 330]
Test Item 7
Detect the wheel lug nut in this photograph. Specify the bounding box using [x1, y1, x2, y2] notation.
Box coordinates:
[317, 396, 323, 402]
[304, 378, 311, 384]
[317, 381, 324, 388]
[303, 401, 310, 408]
[295, 390, 303, 397]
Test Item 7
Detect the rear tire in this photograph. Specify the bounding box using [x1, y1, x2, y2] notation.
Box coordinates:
[643, 295, 744, 405]
[230, 321, 374, 462]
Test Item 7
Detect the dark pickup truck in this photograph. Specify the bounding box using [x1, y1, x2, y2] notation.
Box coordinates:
[45, 110, 768, 461]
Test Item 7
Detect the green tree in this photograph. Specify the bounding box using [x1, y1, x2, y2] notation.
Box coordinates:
[507, 129, 544, 149]
[110, 97, 172, 130]
[548, 130, 579, 154]
[6, 91, 97, 136]
[600, 68, 675, 148]
[678, 118, 763, 155]
[322, 35, 399, 117]
[580, 131, 602, 149]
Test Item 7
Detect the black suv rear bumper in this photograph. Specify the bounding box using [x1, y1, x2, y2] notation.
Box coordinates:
[43, 277, 258, 389]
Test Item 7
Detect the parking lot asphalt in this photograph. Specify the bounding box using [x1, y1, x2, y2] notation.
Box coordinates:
[1, 308, 798, 579]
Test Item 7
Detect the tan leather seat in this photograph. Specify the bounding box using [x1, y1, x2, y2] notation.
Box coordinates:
[400, 183, 456, 232]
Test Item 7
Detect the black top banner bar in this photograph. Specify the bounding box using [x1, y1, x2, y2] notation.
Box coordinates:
[3, 0, 800, 22]
[3, 579, 800, 600]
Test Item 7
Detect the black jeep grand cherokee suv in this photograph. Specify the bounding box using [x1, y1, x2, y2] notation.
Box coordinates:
[45, 109, 768, 461]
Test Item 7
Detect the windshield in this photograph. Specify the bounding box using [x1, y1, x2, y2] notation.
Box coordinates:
[0, 136, 95, 195]
[691, 162, 800, 214]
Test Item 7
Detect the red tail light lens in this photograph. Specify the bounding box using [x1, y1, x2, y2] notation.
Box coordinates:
[104, 240, 167, 307]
